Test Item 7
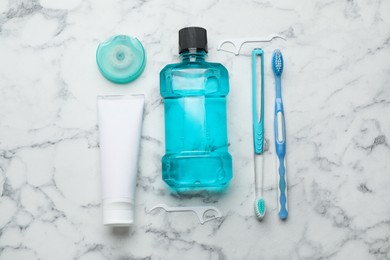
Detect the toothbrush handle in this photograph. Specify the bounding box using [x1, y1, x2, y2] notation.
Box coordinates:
[252, 48, 264, 154]
[254, 153, 264, 196]
[254, 121, 264, 153]
[275, 91, 288, 220]
[276, 154, 288, 220]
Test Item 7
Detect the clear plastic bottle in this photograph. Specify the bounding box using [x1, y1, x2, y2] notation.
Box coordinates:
[160, 27, 232, 191]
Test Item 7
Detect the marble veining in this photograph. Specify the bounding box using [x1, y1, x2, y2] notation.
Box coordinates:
[0, 0, 389, 259]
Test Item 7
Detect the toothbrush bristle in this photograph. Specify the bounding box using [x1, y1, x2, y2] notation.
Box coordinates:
[254, 198, 266, 220]
[272, 49, 284, 76]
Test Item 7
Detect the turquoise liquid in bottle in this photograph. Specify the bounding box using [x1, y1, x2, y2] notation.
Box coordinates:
[160, 27, 232, 191]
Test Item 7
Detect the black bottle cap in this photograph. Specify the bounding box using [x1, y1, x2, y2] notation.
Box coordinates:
[178, 27, 208, 54]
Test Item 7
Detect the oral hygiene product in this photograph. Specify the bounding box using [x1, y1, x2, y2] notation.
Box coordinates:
[217, 35, 286, 56]
[252, 48, 266, 220]
[97, 95, 145, 226]
[160, 27, 232, 191]
[149, 204, 222, 225]
[272, 50, 288, 220]
[96, 35, 146, 84]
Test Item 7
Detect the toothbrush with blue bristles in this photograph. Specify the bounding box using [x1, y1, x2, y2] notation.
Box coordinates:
[272, 49, 288, 220]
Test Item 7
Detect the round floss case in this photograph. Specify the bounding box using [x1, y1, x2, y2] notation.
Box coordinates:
[96, 35, 146, 84]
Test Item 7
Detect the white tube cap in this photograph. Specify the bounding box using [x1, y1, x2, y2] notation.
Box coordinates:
[103, 200, 134, 226]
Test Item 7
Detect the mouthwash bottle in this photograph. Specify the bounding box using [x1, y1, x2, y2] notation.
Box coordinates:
[160, 27, 232, 191]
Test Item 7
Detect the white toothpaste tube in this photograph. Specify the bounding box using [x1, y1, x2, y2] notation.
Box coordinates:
[97, 95, 144, 226]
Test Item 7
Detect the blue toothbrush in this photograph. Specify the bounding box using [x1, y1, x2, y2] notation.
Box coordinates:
[252, 49, 266, 220]
[272, 49, 288, 220]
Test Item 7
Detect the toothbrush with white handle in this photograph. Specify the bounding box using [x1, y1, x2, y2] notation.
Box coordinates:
[272, 49, 288, 220]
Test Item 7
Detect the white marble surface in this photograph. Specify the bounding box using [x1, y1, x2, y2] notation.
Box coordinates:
[0, 0, 389, 259]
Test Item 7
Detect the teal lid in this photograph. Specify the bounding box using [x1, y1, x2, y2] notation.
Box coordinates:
[96, 35, 146, 84]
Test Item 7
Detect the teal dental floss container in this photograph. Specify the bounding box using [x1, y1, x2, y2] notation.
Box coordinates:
[96, 35, 146, 84]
